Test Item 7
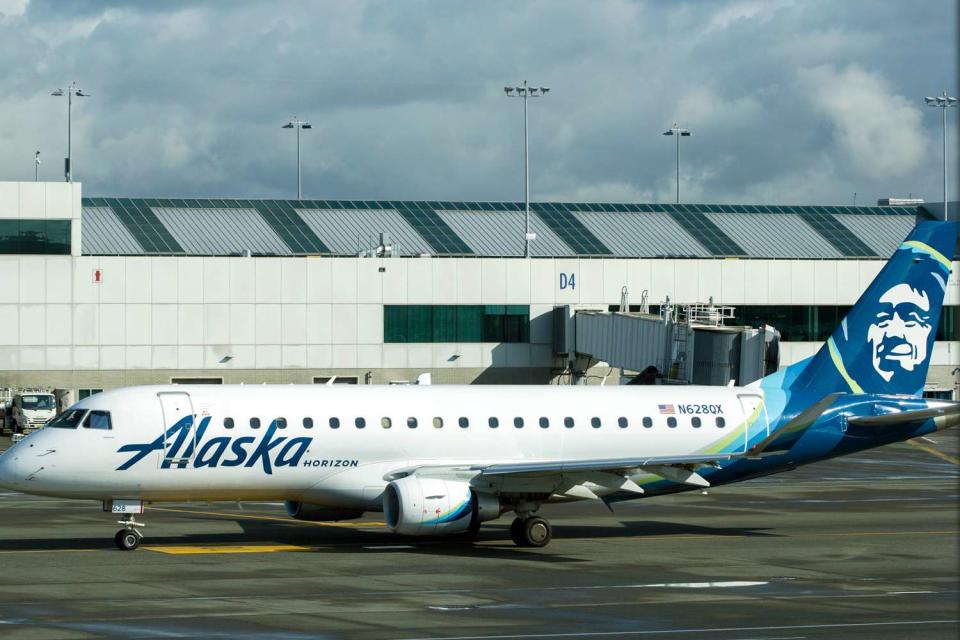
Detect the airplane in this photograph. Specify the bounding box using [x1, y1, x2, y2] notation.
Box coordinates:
[0, 221, 957, 551]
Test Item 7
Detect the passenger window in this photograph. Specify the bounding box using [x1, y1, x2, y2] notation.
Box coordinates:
[716, 417, 726, 428]
[355, 417, 366, 429]
[642, 417, 653, 428]
[591, 417, 601, 429]
[514, 417, 524, 428]
[667, 417, 677, 428]
[276, 417, 287, 430]
[381, 417, 392, 429]
[539, 417, 549, 429]
[329, 417, 340, 429]
[433, 417, 443, 429]
[83, 410, 112, 430]
[303, 417, 313, 429]
[250, 417, 261, 429]
[618, 417, 628, 428]
[489, 417, 499, 428]
[459, 417, 469, 429]
[407, 417, 418, 429]
[691, 417, 701, 428]
[224, 417, 234, 429]
[564, 417, 574, 428]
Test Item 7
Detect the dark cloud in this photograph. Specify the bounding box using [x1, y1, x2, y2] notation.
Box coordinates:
[0, 0, 956, 205]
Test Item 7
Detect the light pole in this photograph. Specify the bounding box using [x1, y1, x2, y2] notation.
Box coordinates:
[924, 91, 958, 217]
[34, 151, 40, 182]
[51, 81, 90, 183]
[282, 117, 312, 199]
[662, 123, 691, 204]
[504, 81, 550, 258]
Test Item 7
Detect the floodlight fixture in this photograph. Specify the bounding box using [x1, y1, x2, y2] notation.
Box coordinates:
[504, 80, 551, 257]
[283, 116, 312, 199]
[924, 90, 958, 216]
[663, 123, 692, 203]
[51, 81, 89, 182]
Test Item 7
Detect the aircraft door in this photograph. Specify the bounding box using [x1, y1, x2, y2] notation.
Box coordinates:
[158, 391, 195, 465]
[736, 393, 767, 452]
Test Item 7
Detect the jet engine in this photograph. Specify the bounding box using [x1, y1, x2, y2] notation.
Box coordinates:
[383, 476, 501, 535]
[284, 501, 365, 522]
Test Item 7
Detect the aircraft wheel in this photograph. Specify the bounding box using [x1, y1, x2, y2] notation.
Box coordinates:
[465, 518, 481, 538]
[521, 517, 552, 548]
[115, 529, 141, 551]
[509, 517, 526, 546]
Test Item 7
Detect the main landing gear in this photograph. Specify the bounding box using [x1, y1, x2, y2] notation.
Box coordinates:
[114, 514, 145, 551]
[509, 515, 552, 548]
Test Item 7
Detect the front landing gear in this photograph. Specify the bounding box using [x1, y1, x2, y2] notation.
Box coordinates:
[114, 514, 145, 551]
[510, 516, 552, 548]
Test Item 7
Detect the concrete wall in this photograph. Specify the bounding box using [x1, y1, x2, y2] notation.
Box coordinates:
[0, 182, 83, 256]
[0, 253, 957, 390]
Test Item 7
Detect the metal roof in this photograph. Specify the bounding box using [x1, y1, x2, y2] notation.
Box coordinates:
[834, 214, 916, 258]
[81, 206, 143, 255]
[153, 207, 290, 255]
[436, 209, 574, 257]
[297, 207, 433, 256]
[79, 198, 923, 259]
[705, 212, 842, 259]
[577, 210, 710, 257]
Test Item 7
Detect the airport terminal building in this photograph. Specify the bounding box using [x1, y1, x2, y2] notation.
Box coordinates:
[0, 181, 957, 399]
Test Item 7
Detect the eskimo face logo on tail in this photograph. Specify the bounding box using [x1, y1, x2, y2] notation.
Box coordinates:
[867, 283, 933, 382]
[832, 238, 951, 394]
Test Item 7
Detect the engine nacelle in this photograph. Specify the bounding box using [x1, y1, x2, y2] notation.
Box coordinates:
[285, 501, 365, 522]
[383, 476, 501, 536]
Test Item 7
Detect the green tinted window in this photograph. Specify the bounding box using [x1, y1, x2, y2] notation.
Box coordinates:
[0, 219, 71, 254]
[406, 305, 433, 342]
[456, 305, 484, 342]
[432, 306, 458, 342]
[384, 305, 530, 343]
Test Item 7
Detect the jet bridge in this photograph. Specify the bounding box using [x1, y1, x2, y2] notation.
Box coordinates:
[556, 300, 779, 386]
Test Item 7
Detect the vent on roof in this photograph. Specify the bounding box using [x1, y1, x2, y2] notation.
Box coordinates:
[877, 198, 924, 206]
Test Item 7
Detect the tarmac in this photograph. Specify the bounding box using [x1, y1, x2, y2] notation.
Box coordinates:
[0, 431, 957, 640]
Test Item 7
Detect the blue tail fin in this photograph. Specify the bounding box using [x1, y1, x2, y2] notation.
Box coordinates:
[789, 221, 956, 396]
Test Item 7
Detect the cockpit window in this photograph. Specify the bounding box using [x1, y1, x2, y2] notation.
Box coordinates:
[83, 410, 112, 430]
[47, 409, 86, 429]
[22, 395, 56, 410]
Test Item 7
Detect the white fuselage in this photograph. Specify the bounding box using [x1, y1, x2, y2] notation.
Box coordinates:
[0, 384, 764, 508]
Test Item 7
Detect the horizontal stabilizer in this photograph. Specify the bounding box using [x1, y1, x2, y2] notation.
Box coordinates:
[848, 401, 959, 428]
[749, 392, 844, 455]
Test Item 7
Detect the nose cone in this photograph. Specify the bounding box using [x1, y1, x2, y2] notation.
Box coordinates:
[0, 443, 27, 490]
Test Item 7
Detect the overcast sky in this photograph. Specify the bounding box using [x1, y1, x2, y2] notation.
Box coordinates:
[0, 0, 956, 206]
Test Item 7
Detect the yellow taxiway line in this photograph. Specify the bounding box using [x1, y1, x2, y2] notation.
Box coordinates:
[146, 543, 310, 555]
[906, 439, 960, 466]
[147, 505, 386, 527]
[0, 528, 956, 556]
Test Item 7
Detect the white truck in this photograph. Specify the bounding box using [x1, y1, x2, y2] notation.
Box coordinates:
[11, 391, 58, 435]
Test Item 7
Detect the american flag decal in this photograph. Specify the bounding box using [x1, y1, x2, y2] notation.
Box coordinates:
[658, 404, 675, 415]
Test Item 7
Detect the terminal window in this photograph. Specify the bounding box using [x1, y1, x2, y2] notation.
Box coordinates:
[0, 219, 71, 254]
[384, 305, 530, 343]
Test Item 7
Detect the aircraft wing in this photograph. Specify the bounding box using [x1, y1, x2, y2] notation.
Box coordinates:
[389, 452, 742, 499]
[477, 453, 742, 494]
[478, 453, 737, 476]
[847, 401, 959, 428]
